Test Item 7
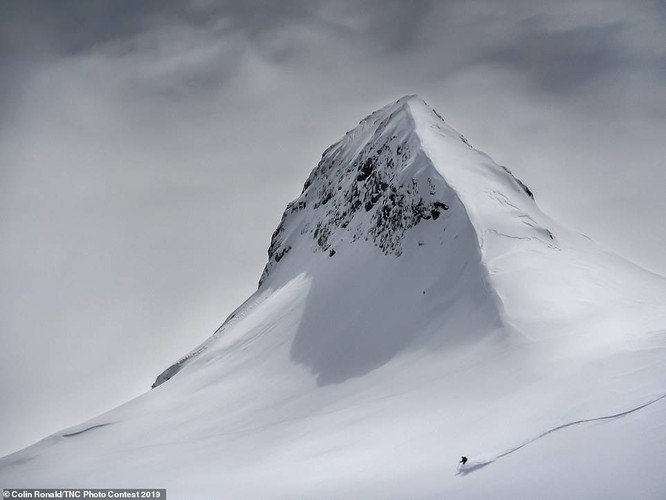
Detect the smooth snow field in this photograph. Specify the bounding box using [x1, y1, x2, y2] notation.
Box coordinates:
[2, 96, 666, 499]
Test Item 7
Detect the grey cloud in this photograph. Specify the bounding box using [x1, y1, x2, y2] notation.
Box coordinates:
[339, 0, 437, 51]
[488, 23, 623, 92]
[0, 0, 316, 57]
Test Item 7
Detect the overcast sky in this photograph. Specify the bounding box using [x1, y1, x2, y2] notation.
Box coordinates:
[1, 0, 665, 456]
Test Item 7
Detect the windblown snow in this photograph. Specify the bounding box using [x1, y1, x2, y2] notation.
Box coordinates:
[2, 95, 666, 499]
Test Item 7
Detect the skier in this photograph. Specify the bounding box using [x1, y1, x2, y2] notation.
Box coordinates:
[459, 456, 468, 465]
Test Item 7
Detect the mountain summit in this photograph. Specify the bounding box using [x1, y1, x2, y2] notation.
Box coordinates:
[260, 94, 546, 287]
[157, 94, 544, 387]
[3, 96, 666, 499]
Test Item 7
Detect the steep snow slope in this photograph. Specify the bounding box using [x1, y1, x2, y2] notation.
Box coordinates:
[2, 96, 666, 499]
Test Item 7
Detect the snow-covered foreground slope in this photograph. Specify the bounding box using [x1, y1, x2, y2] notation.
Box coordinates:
[3, 96, 666, 499]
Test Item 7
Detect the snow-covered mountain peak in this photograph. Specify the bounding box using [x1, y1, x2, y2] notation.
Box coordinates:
[260, 95, 550, 287]
[4, 97, 666, 499]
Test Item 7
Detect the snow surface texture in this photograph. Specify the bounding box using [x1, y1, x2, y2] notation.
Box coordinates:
[3, 95, 666, 499]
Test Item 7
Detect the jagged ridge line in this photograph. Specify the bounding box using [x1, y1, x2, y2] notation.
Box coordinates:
[403, 100, 513, 334]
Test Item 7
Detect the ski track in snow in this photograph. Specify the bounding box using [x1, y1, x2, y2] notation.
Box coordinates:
[457, 393, 666, 476]
[61, 423, 111, 438]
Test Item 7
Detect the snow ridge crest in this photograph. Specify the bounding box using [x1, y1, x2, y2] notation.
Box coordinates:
[259, 95, 537, 287]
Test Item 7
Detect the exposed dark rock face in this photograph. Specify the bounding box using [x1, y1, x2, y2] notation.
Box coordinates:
[259, 108, 453, 287]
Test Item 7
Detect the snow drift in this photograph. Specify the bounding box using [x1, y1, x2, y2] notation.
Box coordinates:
[2, 95, 666, 499]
